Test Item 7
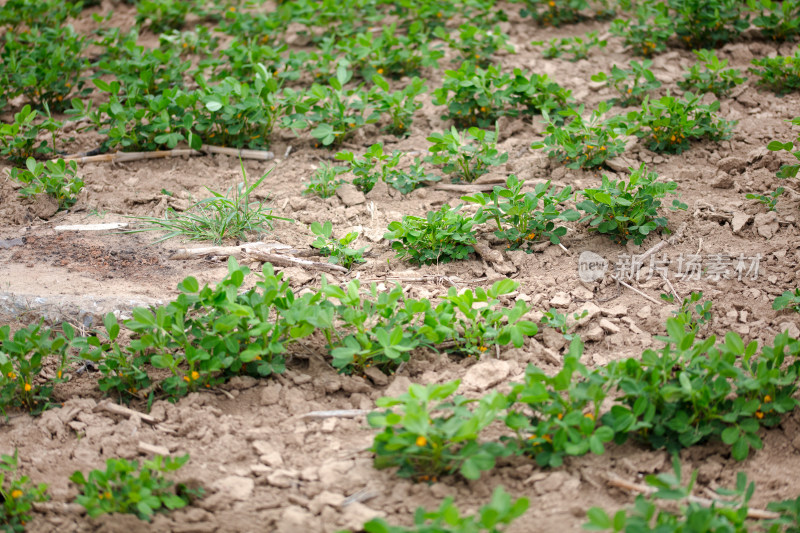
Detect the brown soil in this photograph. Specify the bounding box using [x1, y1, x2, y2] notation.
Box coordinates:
[2, 2, 800, 532]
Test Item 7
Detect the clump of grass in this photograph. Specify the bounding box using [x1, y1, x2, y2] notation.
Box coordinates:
[129, 162, 292, 244]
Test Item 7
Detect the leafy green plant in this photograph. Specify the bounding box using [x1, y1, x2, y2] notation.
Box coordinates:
[426, 126, 507, 183]
[129, 165, 289, 244]
[576, 163, 687, 245]
[384, 205, 477, 265]
[462, 174, 579, 250]
[531, 103, 627, 169]
[0, 105, 60, 163]
[320, 278, 442, 375]
[135, 0, 190, 33]
[591, 60, 662, 107]
[1, 451, 48, 533]
[678, 49, 745, 98]
[504, 339, 615, 467]
[193, 66, 285, 149]
[602, 323, 800, 460]
[509, 69, 573, 118]
[385, 157, 440, 195]
[540, 309, 588, 342]
[774, 289, 800, 313]
[1, 25, 88, 112]
[585, 460, 756, 532]
[433, 63, 514, 128]
[368, 381, 509, 481]
[310, 221, 366, 270]
[9, 157, 84, 210]
[750, 51, 800, 95]
[368, 75, 425, 136]
[627, 92, 735, 154]
[435, 23, 515, 67]
[361, 487, 528, 533]
[283, 66, 378, 147]
[663, 291, 713, 334]
[0, 321, 73, 415]
[534, 31, 606, 62]
[434, 279, 539, 357]
[519, 0, 590, 26]
[749, 0, 800, 41]
[70, 455, 197, 521]
[767, 116, 800, 179]
[303, 162, 346, 198]
[336, 143, 401, 194]
[747, 187, 784, 212]
[609, 2, 671, 57]
[669, 0, 749, 49]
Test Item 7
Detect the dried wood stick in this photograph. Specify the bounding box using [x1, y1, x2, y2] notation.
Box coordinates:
[606, 474, 780, 520]
[611, 275, 662, 306]
[61, 149, 201, 164]
[634, 240, 668, 268]
[300, 409, 370, 420]
[433, 183, 497, 192]
[168, 241, 294, 260]
[59, 144, 274, 164]
[201, 145, 275, 160]
[95, 400, 157, 425]
[245, 250, 348, 274]
[33, 502, 85, 514]
[137, 441, 170, 456]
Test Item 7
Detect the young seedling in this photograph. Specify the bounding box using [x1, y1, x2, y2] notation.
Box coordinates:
[426, 126, 507, 183]
[310, 221, 367, 270]
[384, 204, 477, 265]
[678, 49, 745, 98]
[671, 0, 749, 48]
[576, 163, 687, 245]
[336, 143, 401, 193]
[750, 50, 800, 95]
[519, 0, 589, 26]
[368, 381, 509, 481]
[434, 23, 515, 67]
[432, 63, 515, 128]
[1, 451, 49, 531]
[462, 174, 580, 250]
[0, 105, 60, 163]
[609, 2, 671, 57]
[531, 103, 627, 169]
[767, 116, 800, 179]
[627, 92, 735, 154]
[773, 288, 800, 313]
[368, 75, 425, 137]
[533, 31, 606, 62]
[746, 187, 784, 212]
[749, 0, 800, 41]
[362, 487, 528, 532]
[303, 162, 347, 198]
[591, 60, 662, 107]
[9, 158, 84, 210]
[71, 455, 198, 520]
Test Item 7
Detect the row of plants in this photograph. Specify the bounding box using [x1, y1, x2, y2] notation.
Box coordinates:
[1, 449, 198, 530]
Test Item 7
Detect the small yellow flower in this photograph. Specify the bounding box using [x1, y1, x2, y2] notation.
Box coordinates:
[755, 410, 764, 419]
[548, 0, 555, 5]
[57, 370, 62, 379]
[670, 135, 676, 142]
[584, 412, 595, 420]
[229, 6, 235, 11]
[183, 376, 190, 382]
[600, 146, 606, 151]
[557, 413, 563, 420]
[7, 371, 15, 379]
[377, 68, 384, 74]
[478, 346, 488, 352]
[416, 435, 427, 447]
[480, 106, 487, 112]
[10, 489, 23, 499]
[24, 383, 31, 392]
[191, 371, 200, 380]
[764, 395, 772, 403]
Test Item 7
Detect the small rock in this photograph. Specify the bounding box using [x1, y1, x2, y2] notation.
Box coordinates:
[266, 469, 297, 489]
[533, 471, 570, 495]
[227, 376, 258, 390]
[717, 156, 746, 174]
[309, 491, 345, 515]
[260, 383, 282, 406]
[364, 366, 389, 387]
[549, 292, 571, 308]
[598, 318, 620, 334]
[711, 173, 734, 189]
[541, 327, 567, 351]
[30, 194, 59, 220]
[291, 373, 313, 385]
[754, 211, 779, 239]
[340, 503, 385, 531]
[384, 376, 413, 398]
[636, 305, 652, 320]
[321, 418, 337, 434]
[277, 506, 317, 533]
[212, 476, 254, 501]
[461, 359, 510, 391]
[601, 304, 627, 317]
[779, 322, 800, 338]
[731, 211, 752, 234]
[583, 324, 604, 342]
[336, 184, 366, 206]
